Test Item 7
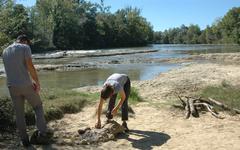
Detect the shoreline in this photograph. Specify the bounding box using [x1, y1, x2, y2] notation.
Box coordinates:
[32, 52, 240, 71]
[1, 52, 240, 79]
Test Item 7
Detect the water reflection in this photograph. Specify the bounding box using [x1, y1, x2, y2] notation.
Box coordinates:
[1, 44, 239, 96]
[37, 63, 178, 89]
[0, 63, 178, 96]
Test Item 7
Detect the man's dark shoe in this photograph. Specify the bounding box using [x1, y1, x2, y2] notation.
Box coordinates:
[122, 122, 129, 132]
[30, 130, 53, 145]
[22, 139, 31, 148]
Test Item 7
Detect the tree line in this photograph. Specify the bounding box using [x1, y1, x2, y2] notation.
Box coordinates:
[0, 0, 153, 53]
[153, 7, 240, 44]
[0, 0, 239, 54]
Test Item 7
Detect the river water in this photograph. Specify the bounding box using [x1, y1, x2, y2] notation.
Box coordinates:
[0, 44, 239, 96]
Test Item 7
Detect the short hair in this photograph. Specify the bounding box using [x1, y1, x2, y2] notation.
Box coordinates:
[16, 34, 30, 43]
[101, 84, 114, 99]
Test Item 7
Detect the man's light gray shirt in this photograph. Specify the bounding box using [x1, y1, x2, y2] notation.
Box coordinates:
[2, 42, 32, 87]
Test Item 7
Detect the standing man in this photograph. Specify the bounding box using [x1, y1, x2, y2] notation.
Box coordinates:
[95, 73, 131, 132]
[2, 35, 50, 147]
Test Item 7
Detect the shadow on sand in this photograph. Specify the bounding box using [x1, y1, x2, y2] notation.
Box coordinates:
[118, 129, 170, 150]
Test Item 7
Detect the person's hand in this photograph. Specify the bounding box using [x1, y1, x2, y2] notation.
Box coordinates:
[95, 120, 101, 129]
[111, 107, 119, 117]
[33, 82, 40, 93]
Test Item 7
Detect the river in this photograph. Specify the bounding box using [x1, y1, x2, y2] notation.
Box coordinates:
[0, 44, 239, 96]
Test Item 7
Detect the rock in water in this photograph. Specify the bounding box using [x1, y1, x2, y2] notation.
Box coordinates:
[78, 120, 125, 144]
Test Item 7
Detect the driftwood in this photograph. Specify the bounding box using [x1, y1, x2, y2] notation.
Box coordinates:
[176, 96, 240, 119]
[77, 120, 125, 145]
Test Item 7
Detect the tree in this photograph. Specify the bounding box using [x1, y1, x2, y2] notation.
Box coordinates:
[96, 13, 116, 47]
[0, 1, 30, 53]
[0, 0, 154, 51]
[30, 0, 56, 51]
[0, 2, 29, 38]
[218, 7, 240, 44]
[52, 0, 79, 49]
[153, 31, 163, 43]
[113, 7, 153, 47]
[185, 24, 201, 44]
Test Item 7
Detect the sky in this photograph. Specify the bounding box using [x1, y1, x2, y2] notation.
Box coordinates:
[16, 0, 240, 31]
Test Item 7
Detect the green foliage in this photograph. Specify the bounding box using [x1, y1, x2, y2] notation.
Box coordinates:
[0, 32, 11, 54]
[28, 0, 57, 51]
[218, 7, 240, 44]
[0, 0, 153, 52]
[153, 7, 240, 45]
[0, 1, 30, 52]
[0, 97, 15, 133]
[153, 24, 201, 44]
[2, 1, 239, 49]
[96, 7, 153, 48]
[200, 81, 240, 110]
[0, 2, 29, 39]
[129, 87, 143, 104]
[115, 87, 143, 104]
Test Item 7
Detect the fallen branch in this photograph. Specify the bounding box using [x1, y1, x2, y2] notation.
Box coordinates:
[233, 108, 240, 114]
[178, 95, 186, 108]
[177, 96, 240, 119]
[189, 99, 199, 117]
[185, 99, 190, 119]
[208, 98, 240, 114]
[194, 102, 223, 119]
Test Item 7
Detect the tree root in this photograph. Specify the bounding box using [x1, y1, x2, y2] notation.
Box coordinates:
[177, 96, 240, 119]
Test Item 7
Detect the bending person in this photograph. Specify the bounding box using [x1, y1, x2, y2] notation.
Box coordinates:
[95, 73, 131, 132]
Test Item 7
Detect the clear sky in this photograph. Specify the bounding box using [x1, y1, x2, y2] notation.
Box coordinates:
[16, 0, 240, 31]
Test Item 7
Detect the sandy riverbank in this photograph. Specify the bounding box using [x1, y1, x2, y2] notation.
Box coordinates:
[3, 52, 240, 150]
[47, 61, 240, 150]
[48, 54, 240, 149]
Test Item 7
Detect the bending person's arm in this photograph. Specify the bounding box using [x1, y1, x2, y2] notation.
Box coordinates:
[95, 98, 104, 128]
[111, 89, 126, 116]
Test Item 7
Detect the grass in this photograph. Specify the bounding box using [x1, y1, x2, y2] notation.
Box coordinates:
[128, 87, 143, 104]
[25, 88, 97, 125]
[199, 81, 240, 110]
[0, 88, 97, 132]
[0, 97, 15, 132]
